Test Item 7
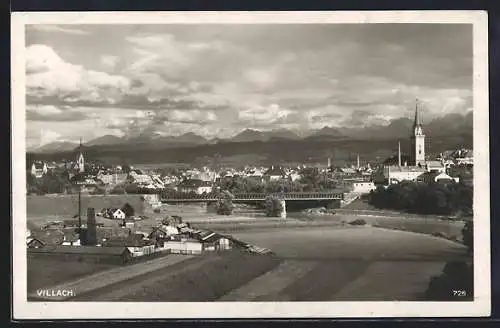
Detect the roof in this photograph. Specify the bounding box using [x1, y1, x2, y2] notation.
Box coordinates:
[32, 162, 45, 170]
[177, 179, 212, 188]
[202, 233, 226, 244]
[28, 245, 131, 256]
[426, 161, 444, 167]
[32, 230, 64, 245]
[264, 167, 285, 176]
[97, 227, 131, 240]
[102, 234, 152, 247]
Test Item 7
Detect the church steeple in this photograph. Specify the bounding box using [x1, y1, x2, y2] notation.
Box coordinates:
[76, 137, 85, 173]
[410, 98, 425, 166]
[413, 98, 424, 136]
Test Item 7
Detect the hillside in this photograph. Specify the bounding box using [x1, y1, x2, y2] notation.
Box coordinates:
[26, 131, 472, 166]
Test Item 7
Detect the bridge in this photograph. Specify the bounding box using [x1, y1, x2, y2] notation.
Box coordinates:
[161, 191, 344, 203]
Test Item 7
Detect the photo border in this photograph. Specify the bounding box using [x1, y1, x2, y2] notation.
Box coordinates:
[11, 10, 491, 319]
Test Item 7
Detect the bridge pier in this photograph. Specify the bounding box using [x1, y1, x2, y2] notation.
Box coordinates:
[280, 200, 287, 219]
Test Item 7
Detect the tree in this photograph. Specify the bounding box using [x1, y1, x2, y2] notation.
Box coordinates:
[462, 221, 473, 253]
[215, 190, 234, 215]
[121, 203, 135, 217]
[264, 195, 284, 217]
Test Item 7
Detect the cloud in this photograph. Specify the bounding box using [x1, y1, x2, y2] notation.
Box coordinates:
[25, 24, 473, 145]
[26, 105, 90, 122]
[100, 55, 119, 69]
[29, 25, 90, 35]
[26, 45, 131, 105]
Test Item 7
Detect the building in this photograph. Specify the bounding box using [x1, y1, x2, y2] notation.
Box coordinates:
[164, 238, 203, 255]
[75, 138, 85, 173]
[101, 208, 126, 220]
[410, 100, 426, 166]
[417, 172, 459, 184]
[27, 237, 45, 248]
[350, 181, 377, 194]
[28, 245, 133, 264]
[177, 179, 213, 194]
[263, 166, 286, 182]
[31, 162, 48, 178]
[380, 99, 447, 185]
[102, 235, 156, 257]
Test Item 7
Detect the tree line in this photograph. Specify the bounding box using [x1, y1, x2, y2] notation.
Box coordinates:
[368, 181, 473, 216]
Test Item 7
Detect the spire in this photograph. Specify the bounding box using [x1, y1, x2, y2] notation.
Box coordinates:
[414, 98, 421, 127]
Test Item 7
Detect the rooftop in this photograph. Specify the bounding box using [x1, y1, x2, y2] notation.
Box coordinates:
[28, 245, 130, 255]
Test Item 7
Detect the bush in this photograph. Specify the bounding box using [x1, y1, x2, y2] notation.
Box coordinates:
[264, 196, 284, 217]
[462, 221, 473, 253]
[423, 261, 473, 301]
[348, 219, 367, 226]
[153, 208, 161, 213]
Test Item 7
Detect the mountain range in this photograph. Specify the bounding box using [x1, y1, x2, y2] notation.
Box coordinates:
[28, 112, 472, 165]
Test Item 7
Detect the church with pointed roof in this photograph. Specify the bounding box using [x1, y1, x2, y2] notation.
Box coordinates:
[377, 99, 445, 185]
[74, 138, 85, 173]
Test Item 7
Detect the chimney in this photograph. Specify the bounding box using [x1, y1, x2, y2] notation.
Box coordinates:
[327, 157, 331, 168]
[398, 141, 402, 167]
[86, 207, 97, 246]
[356, 154, 360, 169]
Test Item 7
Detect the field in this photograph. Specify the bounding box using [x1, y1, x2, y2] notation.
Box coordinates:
[27, 194, 145, 217]
[75, 251, 281, 301]
[27, 258, 117, 293]
[26, 224, 472, 302]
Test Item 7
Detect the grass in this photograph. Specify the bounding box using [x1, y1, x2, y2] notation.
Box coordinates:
[27, 257, 117, 293]
[77, 251, 283, 301]
[27, 194, 145, 217]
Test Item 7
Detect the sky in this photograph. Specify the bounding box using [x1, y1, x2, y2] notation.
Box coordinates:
[25, 24, 473, 148]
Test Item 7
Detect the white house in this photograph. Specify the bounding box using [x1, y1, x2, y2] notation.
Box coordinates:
[164, 238, 203, 254]
[351, 181, 376, 194]
[31, 162, 47, 178]
[177, 179, 213, 194]
[111, 208, 126, 220]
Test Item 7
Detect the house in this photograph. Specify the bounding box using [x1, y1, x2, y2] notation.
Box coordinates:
[101, 208, 126, 220]
[61, 231, 81, 246]
[177, 179, 213, 195]
[263, 166, 286, 182]
[148, 225, 179, 240]
[199, 232, 232, 251]
[424, 161, 446, 173]
[32, 229, 65, 246]
[163, 237, 203, 255]
[31, 162, 48, 178]
[350, 181, 377, 194]
[102, 235, 156, 257]
[381, 166, 427, 185]
[27, 237, 45, 248]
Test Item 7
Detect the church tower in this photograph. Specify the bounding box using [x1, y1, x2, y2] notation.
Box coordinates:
[410, 99, 425, 166]
[76, 138, 85, 173]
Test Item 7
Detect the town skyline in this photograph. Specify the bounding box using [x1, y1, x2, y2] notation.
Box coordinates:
[26, 24, 472, 149]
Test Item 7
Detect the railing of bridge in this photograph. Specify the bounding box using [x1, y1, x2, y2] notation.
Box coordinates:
[160, 191, 344, 200]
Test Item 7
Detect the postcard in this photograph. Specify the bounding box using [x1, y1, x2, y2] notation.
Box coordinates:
[11, 10, 490, 319]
